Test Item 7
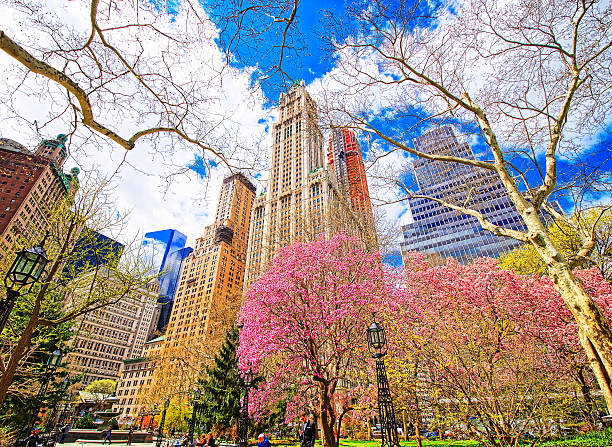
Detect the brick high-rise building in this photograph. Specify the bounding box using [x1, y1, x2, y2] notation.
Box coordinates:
[328, 128, 376, 238]
[0, 135, 79, 262]
[244, 83, 374, 288]
[146, 173, 255, 401]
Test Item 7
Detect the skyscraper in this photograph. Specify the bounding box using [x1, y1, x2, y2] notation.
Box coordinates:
[146, 173, 255, 400]
[244, 83, 372, 288]
[142, 229, 192, 332]
[328, 128, 376, 240]
[0, 135, 79, 262]
[400, 126, 526, 263]
[156, 246, 193, 332]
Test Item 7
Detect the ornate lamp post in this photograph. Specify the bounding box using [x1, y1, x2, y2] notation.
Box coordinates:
[188, 388, 202, 444]
[367, 317, 400, 447]
[237, 367, 254, 447]
[58, 391, 73, 426]
[147, 405, 159, 432]
[18, 348, 63, 446]
[1, 234, 49, 333]
[156, 399, 170, 447]
[42, 376, 70, 443]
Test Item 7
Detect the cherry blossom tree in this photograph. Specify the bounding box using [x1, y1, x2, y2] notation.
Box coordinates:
[237, 233, 402, 447]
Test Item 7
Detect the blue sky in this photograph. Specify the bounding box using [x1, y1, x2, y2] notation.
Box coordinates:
[199, 0, 611, 267]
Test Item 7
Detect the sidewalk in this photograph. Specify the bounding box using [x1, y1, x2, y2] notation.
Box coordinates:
[59, 442, 158, 447]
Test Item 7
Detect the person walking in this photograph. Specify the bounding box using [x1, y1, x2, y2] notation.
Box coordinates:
[26, 427, 41, 447]
[102, 427, 112, 444]
[127, 426, 134, 445]
[299, 412, 316, 447]
[58, 424, 67, 444]
[257, 433, 271, 447]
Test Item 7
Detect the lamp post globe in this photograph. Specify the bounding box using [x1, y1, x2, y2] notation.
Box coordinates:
[1, 235, 49, 333]
[242, 367, 253, 387]
[4, 243, 49, 291]
[367, 318, 387, 358]
[47, 349, 63, 372]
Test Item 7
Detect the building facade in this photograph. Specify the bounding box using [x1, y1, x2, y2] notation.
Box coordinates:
[113, 335, 165, 423]
[66, 276, 161, 386]
[244, 83, 372, 288]
[327, 128, 376, 240]
[400, 126, 526, 263]
[146, 173, 255, 401]
[0, 135, 79, 263]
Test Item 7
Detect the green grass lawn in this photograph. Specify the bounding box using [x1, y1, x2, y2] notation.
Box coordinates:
[338, 441, 476, 447]
[268, 430, 612, 447]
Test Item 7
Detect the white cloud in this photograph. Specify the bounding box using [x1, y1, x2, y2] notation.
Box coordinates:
[0, 0, 273, 247]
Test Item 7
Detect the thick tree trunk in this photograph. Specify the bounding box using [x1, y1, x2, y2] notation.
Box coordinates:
[575, 364, 599, 429]
[552, 265, 612, 412]
[318, 384, 338, 447]
[518, 206, 612, 413]
[0, 301, 41, 406]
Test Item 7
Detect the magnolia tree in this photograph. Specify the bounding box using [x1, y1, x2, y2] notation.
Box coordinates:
[385, 254, 612, 447]
[238, 234, 402, 447]
[317, 0, 612, 409]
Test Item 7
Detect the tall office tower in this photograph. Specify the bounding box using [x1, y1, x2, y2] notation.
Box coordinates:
[244, 83, 370, 288]
[62, 229, 125, 281]
[66, 276, 160, 386]
[142, 229, 192, 333]
[327, 128, 376, 239]
[0, 135, 79, 262]
[400, 126, 526, 264]
[156, 246, 193, 332]
[147, 173, 255, 400]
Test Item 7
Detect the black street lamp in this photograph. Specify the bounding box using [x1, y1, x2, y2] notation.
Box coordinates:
[148, 405, 159, 432]
[17, 348, 63, 446]
[366, 317, 400, 447]
[42, 376, 70, 443]
[156, 399, 170, 447]
[58, 391, 73, 426]
[237, 367, 254, 447]
[1, 234, 49, 333]
[188, 388, 202, 444]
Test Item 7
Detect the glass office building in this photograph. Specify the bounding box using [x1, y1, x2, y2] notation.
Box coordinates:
[143, 229, 192, 332]
[400, 126, 527, 264]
